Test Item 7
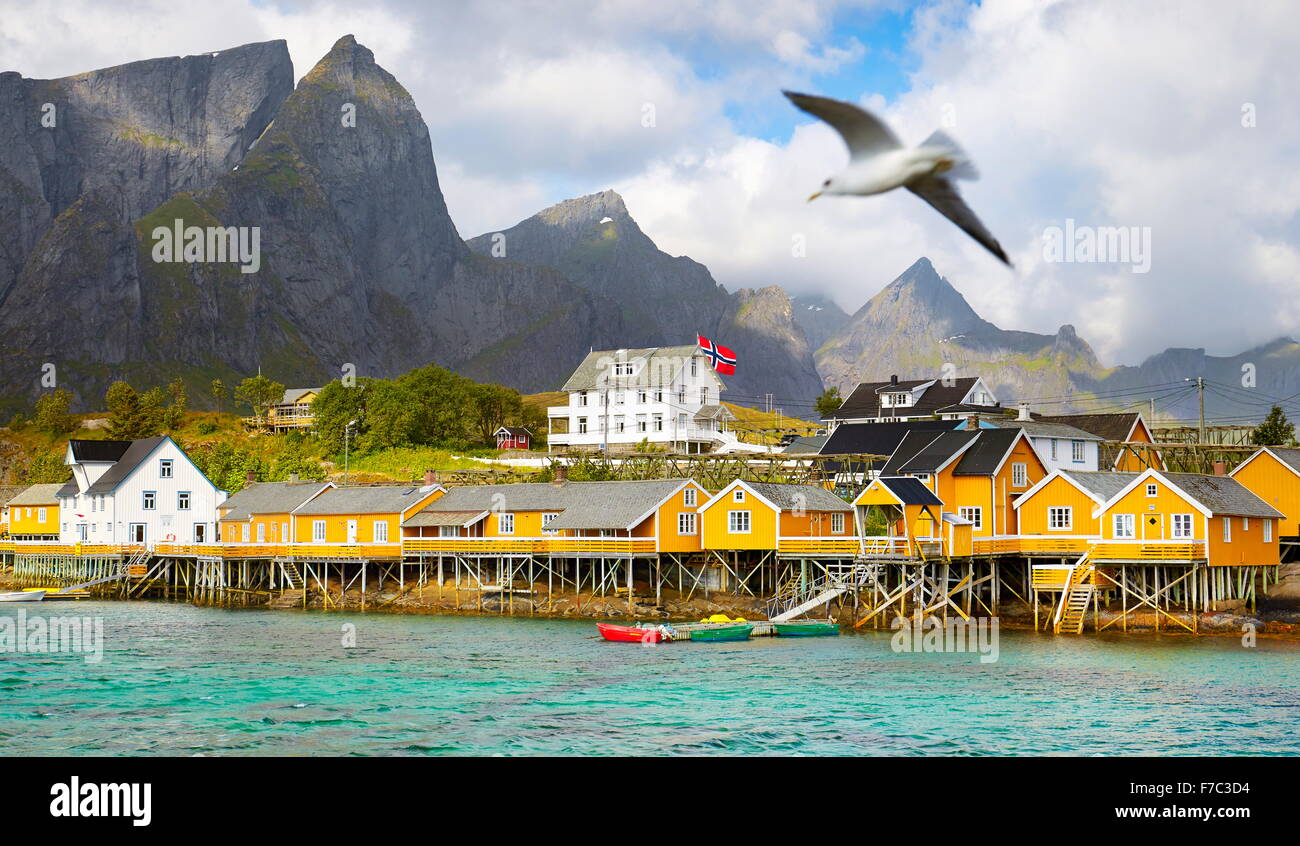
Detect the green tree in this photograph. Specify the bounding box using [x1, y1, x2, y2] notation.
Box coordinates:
[24, 451, 70, 483]
[469, 382, 524, 444]
[210, 379, 227, 414]
[34, 389, 76, 435]
[311, 380, 369, 454]
[235, 375, 286, 423]
[1251, 405, 1296, 446]
[162, 379, 187, 430]
[815, 387, 843, 418]
[105, 381, 162, 439]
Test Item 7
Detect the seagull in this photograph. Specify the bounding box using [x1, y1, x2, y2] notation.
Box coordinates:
[784, 90, 1011, 266]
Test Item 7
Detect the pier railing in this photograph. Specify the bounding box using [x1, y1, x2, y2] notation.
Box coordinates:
[777, 536, 861, 556]
[403, 537, 657, 556]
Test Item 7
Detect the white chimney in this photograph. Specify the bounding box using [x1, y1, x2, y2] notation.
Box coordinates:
[1017, 402, 1032, 422]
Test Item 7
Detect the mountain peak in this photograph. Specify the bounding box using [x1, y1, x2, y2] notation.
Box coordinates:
[536, 189, 630, 226]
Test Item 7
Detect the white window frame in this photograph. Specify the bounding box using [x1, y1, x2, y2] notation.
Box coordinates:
[241, 523, 250, 543]
[142, 491, 156, 510]
[498, 513, 515, 535]
[728, 510, 751, 534]
[1171, 513, 1194, 539]
[159, 459, 173, 478]
[313, 520, 326, 542]
[1145, 483, 1158, 497]
[1264, 520, 1273, 543]
[959, 506, 982, 530]
[373, 521, 388, 543]
[683, 488, 697, 507]
[577, 417, 588, 434]
[1113, 514, 1135, 539]
[1011, 462, 1028, 488]
[1071, 440, 1085, 463]
[177, 491, 191, 510]
[1241, 517, 1249, 531]
[1222, 517, 1231, 543]
[1050, 440, 1058, 460]
[37, 507, 47, 524]
[733, 489, 745, 503]
[678, 512, 697, 535]
[541, 513, 561, 536]
[831, 512, 845, 534]
[1048, 507, 1072, 531]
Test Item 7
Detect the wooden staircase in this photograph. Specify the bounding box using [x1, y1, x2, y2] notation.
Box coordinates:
[278, 560, 305, 591]
[1053, 553, 1095, 635]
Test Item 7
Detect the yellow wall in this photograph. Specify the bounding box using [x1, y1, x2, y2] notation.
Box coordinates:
[293, 489, 443, 544]
[1016, 476, 1102, 536]
[1207, 514, 1279, 567]
[700, 487, 778, 550]
[1233, 452, 1300, 537]
[648, 482, 709, 552]
[1101, 479, 1201, 541]
[222, 511, 293, 543]
[1114, 419, 1164, 471]
[7, 500, 59, 536]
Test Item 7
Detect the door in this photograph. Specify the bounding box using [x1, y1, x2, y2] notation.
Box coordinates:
[77, 523, 88, 541]
[1142, 513, 1164, 541]
[129, 524, 146, 544]
[193, 523, 207, 543]
[346, 519, 358, 543]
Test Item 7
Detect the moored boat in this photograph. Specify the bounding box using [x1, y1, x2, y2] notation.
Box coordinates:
[689, 623, 754, 642]
[597, 622, 673, 643]
[773, 621, 839, 637]
[0, 589, 45, 602]
[35, 587, 90, 601]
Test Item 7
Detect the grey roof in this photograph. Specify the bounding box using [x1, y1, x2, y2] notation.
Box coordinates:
[56, 481, 77, 498]
[694, 404, 734, 422]
[978, 418, 1103, 441]
[403, 510, 486, 528]
[828, 376, 995, 421]
[1160, 473, 1285, 519]
[294, 484, 441, 516]
[1057, 470, 1141, 502]
[745, 482, 852, 512]
[405, 479, 694, 531]
[1036, 412, 1143, 442]
[560, 345, 713, 391]
[881, 430, 979, 474]
[0, 485, 27, 508]
[876, 476, 943, 506]
[782, 435, 828, 454]
[219, 481, 332, 521]
[543, 480, 691, 530]
[7, 483, 65, 506]
[954, 429, 1024, 476]
[1263, 447, 1300, 475]
[83, 436, 169, 494]
[278, 388, 321, 404]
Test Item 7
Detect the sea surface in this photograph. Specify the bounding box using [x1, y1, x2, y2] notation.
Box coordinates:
[1, 601, 1297, 756]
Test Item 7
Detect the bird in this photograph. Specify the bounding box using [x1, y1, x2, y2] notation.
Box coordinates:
[783, 90, 1011, 267]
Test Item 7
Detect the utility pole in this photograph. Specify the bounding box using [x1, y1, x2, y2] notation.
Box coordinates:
[1184, 376, 1205, 443]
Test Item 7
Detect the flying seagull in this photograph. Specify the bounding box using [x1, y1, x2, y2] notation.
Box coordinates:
[784, 90, 1011, 266]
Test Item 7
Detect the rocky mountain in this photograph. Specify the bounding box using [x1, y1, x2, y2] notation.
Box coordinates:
[790, 293, 850, 354]
[0, 36, 621, 410]
[466, 191, 824, 402]
[815, 257, 1300, 423]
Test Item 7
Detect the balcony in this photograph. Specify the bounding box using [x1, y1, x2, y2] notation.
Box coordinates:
[403, 537, 656, 556]
[1089, 540, 1206, 562]
[777, 536, 861, 556]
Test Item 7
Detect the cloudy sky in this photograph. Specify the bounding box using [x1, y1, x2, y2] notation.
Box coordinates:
[3, 0, 1298, 366]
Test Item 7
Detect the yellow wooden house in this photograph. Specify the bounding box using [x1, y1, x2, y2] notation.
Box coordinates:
[4, 483, 63, 539]
[218, 480, 334, 547]
[853, 476, 957, 556]
[291, 484, 445, 557]
[1229, 446, 1300, 539]
[1011, 469, 1140, 555]
[697, 480, 854, 556]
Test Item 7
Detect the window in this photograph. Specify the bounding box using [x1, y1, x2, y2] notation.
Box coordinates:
[1222, 517, 1231, 543]
[885, 392, 910, 407]
[541, 513, 561, 536]
[614, 391, 625, 405]
[440, 525, 459, 538]
[37, 507, 47, 524]
[241, 523, 250, 542]
[1048, 507, 1072, 530]
[638, 390, 647, 404]
[683, 488, 697, 507]
[1113, 514, 1135, 539]
[1050, 440, 1058, 460]
[159, 459, 173, 478]
[373, 521, 388, 543]
[577, 417, 588, 434]
[678, 513, 697, 535]
[1011, 462, 1028, 487]
[577, 391, 588, 407]
[1171, 513, 1193, 539]
[959, 507, 982, 530]
[177, 491, 191, 510]
[653, 414, 663, 432]
[613, 361, 634, 377]
[691, 358, 698, 376]
[142, 491, 156, 510]
[1241, 517, 1249, 531]
[1264, 520, 1273, 543]
[1145, 483, 1158, 497]
[728, 510, 751, 533]
[677, 389, 686, 404]
[313, 520, 326, 542]
[700, 387, 708, 405]
[654, 390, 663, 402]
[257, 523, 265, 543]
[733, 489, 745, 502]
[614, 416, 625, 434]
[831, 512, 845, 533]
[498, 513, 515, 535]
[636, 415, 648, 433]
[1071, 440, 1085, 462]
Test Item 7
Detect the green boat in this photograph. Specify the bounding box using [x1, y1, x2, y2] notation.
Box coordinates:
[773, 621, 839, 637]
[689, 623, 754, 642]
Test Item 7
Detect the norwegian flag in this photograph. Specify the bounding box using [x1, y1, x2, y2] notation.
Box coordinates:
[697, 334, 737, 375]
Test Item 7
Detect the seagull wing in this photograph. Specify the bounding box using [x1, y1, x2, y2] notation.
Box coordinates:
[907, 174, 1012, 267]
[783, 90, 901, 160]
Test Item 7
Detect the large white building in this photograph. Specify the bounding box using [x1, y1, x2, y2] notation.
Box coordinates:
[547, 345, 739, 453]
[57, 436, 228, 545]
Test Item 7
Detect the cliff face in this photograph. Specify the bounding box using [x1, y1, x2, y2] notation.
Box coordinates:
[467, 190, 826, 402]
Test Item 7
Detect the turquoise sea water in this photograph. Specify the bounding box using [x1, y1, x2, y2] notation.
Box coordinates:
[1, 602, 1297, 756]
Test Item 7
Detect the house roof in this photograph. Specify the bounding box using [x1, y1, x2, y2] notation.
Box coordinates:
[7, 483, 64, 506]
[1260, 446, 1300, 475]
[742, 482, 852, 512]
[827, 376, 994, 421]
[56, 481, 77, 498]
[560, 345, 711, 391]
[218, 481, 332, 521]
[1158, 472, 1284, 519]
[403, 510, 487, 528]
[781, 435, 828, 454]
[0, 485, 27, 508]
[294, 484, 441, 516]
[1057, 470, 1141, 503]
[279, 388, 320, 404]
[543, 480, 692, 530]
[68, 439, 133, 463]
[819, 419, 957, 460]
[953, 429, 1027, 476]
[84, 436, 170, 494]
[694, 404, 734, 422]
[973, 418, 1104, 441]
[875, 476, 943, 506]
[1037, 412, 1144, 442]
[495, 426, 532, 437]
[881, 430, 979, 474]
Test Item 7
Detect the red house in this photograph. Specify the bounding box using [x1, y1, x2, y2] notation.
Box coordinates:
[495, 426, 532, 450]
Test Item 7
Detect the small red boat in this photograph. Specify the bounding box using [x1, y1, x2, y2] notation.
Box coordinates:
[597, 622, 670, 643]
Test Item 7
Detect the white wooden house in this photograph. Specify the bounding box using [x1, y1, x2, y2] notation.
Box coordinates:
[57, 436, 228, 545]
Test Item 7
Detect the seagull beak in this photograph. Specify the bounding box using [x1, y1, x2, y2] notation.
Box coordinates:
[807, 191, 822, 202]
